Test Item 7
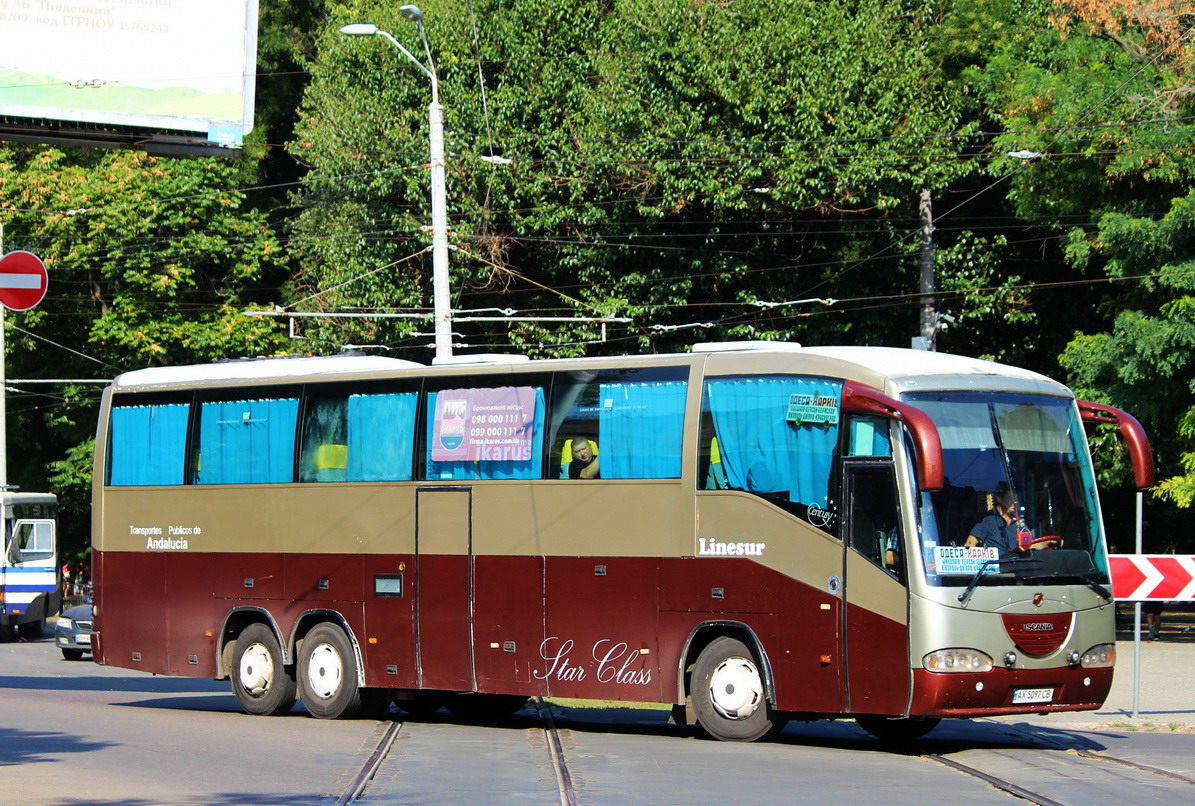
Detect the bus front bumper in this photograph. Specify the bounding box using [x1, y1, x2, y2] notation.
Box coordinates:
[909, 665, 1114, 718]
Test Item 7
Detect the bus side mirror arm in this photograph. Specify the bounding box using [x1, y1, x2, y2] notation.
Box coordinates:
[1077, 400, 1155, 490]
[842, 381, 945, 491]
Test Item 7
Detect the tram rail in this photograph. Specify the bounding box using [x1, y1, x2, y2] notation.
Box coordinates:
[914, 720, 1195, 805]
[332, 699, 577, 805]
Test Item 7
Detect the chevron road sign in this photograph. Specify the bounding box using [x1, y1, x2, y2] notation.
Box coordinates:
[1109, 554, 1195, 601]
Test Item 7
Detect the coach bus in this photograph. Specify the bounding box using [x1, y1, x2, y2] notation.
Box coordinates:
[89, 343, 1153, 741]
[1, 490, 59, 640]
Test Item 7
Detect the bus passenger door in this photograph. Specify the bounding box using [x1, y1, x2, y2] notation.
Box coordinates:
[842, 463, 911, 716]
[416, 487, 475, 691]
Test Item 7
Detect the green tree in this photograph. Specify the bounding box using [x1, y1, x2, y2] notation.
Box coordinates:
[971, 0, 1195, 544]
[288, 0, 997, 357]
[0, 145, 288, 558]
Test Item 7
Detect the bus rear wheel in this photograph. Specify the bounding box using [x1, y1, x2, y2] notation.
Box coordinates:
[692, 636, 786, 742]
[298, 622, 371, 719]
[856, 716, 941, 742]
[231, 623, 296, 716]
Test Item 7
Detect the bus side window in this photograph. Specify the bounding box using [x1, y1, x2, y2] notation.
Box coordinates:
[548, 366, 687, 480]
[108, 402, 190, 486]
[12, 521, 54, 563]
[194, 396, 300, 484]
[424, 385, 545, 481]
[701, 375, 841, 533]
[301, 392, 418, 482]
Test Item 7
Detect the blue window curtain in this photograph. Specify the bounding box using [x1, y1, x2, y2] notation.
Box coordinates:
[598, 381, 687, 478]
[425, 388, 545, 480]
[347, 392, 417, 481]
[196, 398, 299, 484]
[705, 377, 842, 507]
[109, 403, 190, 486]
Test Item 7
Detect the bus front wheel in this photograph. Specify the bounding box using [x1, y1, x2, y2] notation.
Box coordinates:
[231, 623, 297, 716]
[297, 622, 371, 719]
[692, 636, 786, 742]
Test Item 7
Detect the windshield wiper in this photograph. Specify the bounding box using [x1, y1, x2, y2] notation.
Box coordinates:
[1020, 571, 1112, 600]
[957, 555, 1042, 606]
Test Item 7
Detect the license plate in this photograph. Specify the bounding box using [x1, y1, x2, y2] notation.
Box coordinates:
[1012, 687, 1053, 704]
[76, 633, 91, 644]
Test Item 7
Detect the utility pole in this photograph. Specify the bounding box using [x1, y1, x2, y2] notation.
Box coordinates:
[918, 188, 936, 351]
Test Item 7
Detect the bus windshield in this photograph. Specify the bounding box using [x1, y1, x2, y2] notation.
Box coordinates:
[903, 391, 1107, 590]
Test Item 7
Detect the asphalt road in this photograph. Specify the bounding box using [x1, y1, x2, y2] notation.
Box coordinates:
[3, 632, 1194, 805]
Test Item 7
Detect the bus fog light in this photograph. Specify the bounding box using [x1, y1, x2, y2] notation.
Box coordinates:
[923, 648, 993, 673]
[1084, 677, 1091, 687]
[975, 681, 984, 692]
[1080, 644, 1115, 669]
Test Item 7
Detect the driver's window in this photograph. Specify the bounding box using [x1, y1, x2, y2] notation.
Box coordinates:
[13, 520, 54, 563]
[847, 466, 904, 584]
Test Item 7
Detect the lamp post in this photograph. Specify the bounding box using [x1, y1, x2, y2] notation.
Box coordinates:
[340, 4, 453, 359]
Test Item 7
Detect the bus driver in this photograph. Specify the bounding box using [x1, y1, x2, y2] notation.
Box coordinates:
[964, 484, 1019, 553]
[965, 483, 1061, 553]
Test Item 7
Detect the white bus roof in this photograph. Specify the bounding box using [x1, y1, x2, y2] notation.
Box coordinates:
[108, 344, 1067, 398]
[796, 346, 1050, 381]
[0, 491, 56, 506]
[112, 355, 421, 390]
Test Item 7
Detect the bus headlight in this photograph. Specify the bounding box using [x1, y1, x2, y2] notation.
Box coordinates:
[923, 648, 994, 673]
[1080, 644, 1116, 669]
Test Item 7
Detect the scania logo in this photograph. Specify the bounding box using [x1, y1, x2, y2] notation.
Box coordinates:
[1033, 592, 1045, 607]
[1023, 622, 1055, 632]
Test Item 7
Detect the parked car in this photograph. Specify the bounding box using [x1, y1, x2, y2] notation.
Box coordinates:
[55, 603, 94, 660]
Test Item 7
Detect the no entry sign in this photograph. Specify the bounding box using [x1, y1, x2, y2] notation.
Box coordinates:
[0, 250, 48, 311]
[1110, 554, 1195, 601]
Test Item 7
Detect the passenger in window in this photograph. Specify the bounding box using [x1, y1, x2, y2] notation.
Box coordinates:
[566, 437, 600, 479]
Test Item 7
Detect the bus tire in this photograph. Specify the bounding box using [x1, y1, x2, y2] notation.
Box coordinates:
[297, 622, 368, 719]
[231, 623, 297, 716]
[692, 636, 786, 742]
[856, 716, 941, 742]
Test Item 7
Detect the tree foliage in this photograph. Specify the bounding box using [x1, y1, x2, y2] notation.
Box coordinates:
[288, 0, 1027, 356]
[0, 145, 289, 557]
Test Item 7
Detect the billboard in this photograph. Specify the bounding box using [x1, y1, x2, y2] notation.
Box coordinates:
[0, 0, 258, 153]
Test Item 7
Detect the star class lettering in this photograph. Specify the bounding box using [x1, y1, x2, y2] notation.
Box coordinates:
[698, 538, 767, 557]
[533, 637, 653, 686]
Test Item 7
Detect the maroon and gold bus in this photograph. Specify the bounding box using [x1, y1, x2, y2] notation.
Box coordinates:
[91, 343, 1152, 741]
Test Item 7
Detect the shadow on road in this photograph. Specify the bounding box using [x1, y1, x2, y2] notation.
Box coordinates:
[0, 674, 227, 695]
[0, 726, 113, 767]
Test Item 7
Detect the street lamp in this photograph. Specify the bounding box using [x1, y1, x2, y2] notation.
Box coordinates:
[340, 5, 453, 359]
